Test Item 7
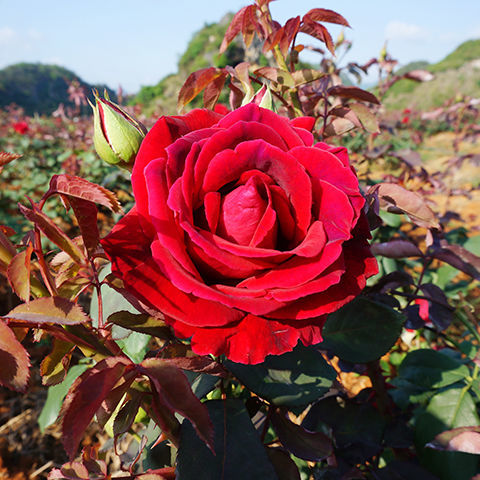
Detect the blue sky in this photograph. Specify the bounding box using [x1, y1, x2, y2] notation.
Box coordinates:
[1, 1, 480, 93]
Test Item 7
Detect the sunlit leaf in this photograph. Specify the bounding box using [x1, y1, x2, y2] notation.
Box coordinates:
[427, 426, 480, 454]
[19, 202, 85, 264]
[178, 67, 225, 112]
[0, 319, 30, 391]
[7, 244, 33, 302]
[300, 18, 335, 55]
[40, 338, 74, 386]
[140, 358, 214, 451]
[349, 102, 380, 133]
[67, 197, 100, 257]
[3, 297, 90, 325]
[47, 174, 123, 213]
[368, 183, 440, 229]
[61, 357, 132, 458]
[303, 8, 350, 27]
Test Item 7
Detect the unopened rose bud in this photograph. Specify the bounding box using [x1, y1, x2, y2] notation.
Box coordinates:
[91, 91, 147, 170]
[247, 84, 274, 111]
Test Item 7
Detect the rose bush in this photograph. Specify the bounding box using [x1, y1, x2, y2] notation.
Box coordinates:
[102, 104, 378, 364]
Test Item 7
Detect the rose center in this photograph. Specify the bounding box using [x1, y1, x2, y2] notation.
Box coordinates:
[217, 177, 269, 246]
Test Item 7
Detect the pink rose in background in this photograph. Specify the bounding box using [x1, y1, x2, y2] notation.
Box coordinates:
[102, 104, 378, 364]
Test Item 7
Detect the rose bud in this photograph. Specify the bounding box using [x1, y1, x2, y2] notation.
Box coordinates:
[91, 91, 147, 170]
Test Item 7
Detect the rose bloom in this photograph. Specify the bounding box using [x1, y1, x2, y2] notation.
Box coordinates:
[13, 121, 29, 134]
[102, 104, 378, 364]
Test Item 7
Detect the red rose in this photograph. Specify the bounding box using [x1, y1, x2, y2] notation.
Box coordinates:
[13, 121, 29, 134]
[102, 104, 378, 364]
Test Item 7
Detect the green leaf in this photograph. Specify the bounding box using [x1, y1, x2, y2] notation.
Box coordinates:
[224, 343, 336, 407]
[320, 297, 404, 363]
[38, 363, 88, 432]
[398, 349, 470, 390]
[303, 396, 385, 452]
[416, 388, 479, 480]
[176, 400, 279, 480]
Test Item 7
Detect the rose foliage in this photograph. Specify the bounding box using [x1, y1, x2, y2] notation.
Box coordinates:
[102, 104, 378, 364]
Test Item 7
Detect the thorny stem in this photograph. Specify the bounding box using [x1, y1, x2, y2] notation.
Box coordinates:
[33, 225, 58, 296]
[90, 258, 104, 328]
[258, 1, 303, 117]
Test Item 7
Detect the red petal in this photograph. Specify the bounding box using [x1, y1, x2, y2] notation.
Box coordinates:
[218, 104, 306, 149]
[290, 116, 316, 132]
[202, 140, 312, 242]
[172, 313, 324, 364]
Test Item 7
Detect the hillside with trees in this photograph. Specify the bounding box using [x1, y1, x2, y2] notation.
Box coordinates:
[0, 63, 114, 115]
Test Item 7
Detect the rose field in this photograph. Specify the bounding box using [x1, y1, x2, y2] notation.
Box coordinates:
[1, 2, 480, 479]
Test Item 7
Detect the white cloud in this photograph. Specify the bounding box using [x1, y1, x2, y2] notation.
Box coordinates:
[385, 21, 429, 41]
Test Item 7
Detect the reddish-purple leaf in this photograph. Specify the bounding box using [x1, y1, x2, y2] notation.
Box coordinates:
[47, 175, 122, 213]
[303, 8, 350, 27]
[40, 338, 73, 386]
[136, 468, 176, 480]
[300, 18, 335, 55]
[19, 202, 85, 264]
[266, 447, 301, 480]
[113, 389, 143, 437]
[349, 103, 380, 133]
[0, 151, 21, 174]
[178, 68, 225, 111]
[3, 296, 90, 325]
[67, 197, 100, 257]
[324, 117, 356, 136]
[96, 371, 137, 428]
[271, 409, 333, 461]
[371, 240, 422, 258]
[403, 69, 434, 82]
[0, 227, 17, 272]
[203, 72, 227, 110]
[7, 244, 33, 302]
[291, 69, 325, 87]
[368, 183, 440, 229]
[61, 357, 132, 459]
[162, 356, 228, 377]
[0, 319, 30, 391]
[48, 463, 90, 480]
[220, 6, 252, 53]
[241, 4, 258, 48]
[431, 244, 480, 280]
[280, 16, 301, 56]
[327, 85, 380, 105]
[420, 283, 454, 330]
[263, 26, 284, 53]
[254, 67, 294, 87]
[427, 426, 480, 454]
[139, 358, 214, 451]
